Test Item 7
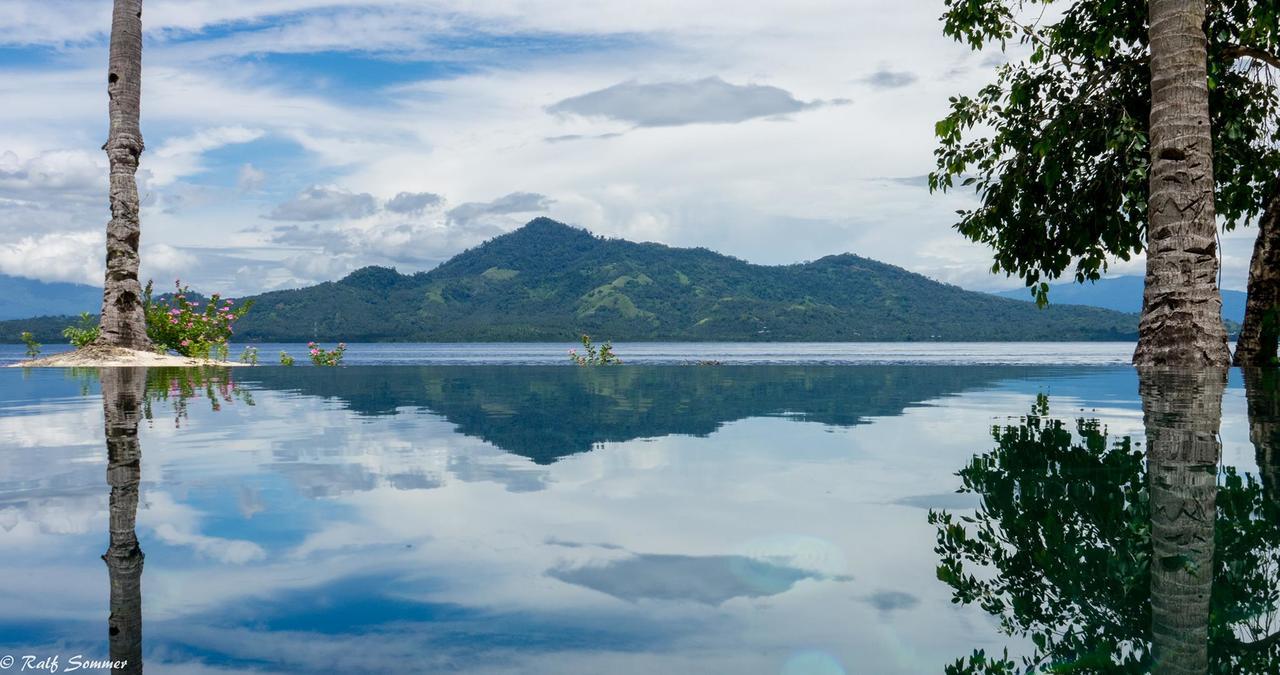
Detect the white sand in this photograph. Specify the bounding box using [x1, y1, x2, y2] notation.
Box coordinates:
[9, 345, 250, 368]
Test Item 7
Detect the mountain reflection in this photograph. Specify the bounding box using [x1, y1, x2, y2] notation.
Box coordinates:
[931, 370, 1280, 673]
[244, 365, 1058, 464]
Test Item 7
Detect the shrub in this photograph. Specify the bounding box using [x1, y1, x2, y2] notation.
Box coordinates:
[308, 342, 346, 366]
[279, 351, 295, 366]
[20, 331, 40, 358]
[239, 346, 260, 365]
[568, 335, 620, 366]
[143, 280, 254, 358]
[63, 312, 100, 348]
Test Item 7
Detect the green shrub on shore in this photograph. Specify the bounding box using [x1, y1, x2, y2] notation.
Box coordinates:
[20, 331, 40, 358]
[143, 280, 254, 358]
[63, 313, 100, 348]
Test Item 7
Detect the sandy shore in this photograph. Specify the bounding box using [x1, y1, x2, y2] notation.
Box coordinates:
[9, 345, 250, 368]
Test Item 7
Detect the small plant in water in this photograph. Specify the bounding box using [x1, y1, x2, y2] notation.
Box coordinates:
[309, 342, 346, 366]
[239, 346, 260, 365]
[279, 351, 295, 366]
[569, 334, 621, 366]
[20, 331, 40, 358]
[63, 312, 100, 348]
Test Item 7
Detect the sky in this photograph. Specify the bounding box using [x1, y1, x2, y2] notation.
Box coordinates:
[0, 0, 1262, 296]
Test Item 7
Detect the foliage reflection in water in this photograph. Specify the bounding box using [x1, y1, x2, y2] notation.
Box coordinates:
[5, 364, 1278, 673]
[931, 369, 1280, 673]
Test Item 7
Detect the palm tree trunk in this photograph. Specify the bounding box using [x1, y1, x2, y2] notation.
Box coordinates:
[1139, 368, 1225, 674]
[1233, 187, 1280, 366]
[1134, 0, 1230, 367]
[101, 368, 145, 675]
[96, 0, 151, 351]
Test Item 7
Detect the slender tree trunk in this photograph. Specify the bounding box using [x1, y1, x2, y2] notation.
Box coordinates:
[1134, 0, 1230, 367]
[1233, 187, 1280, 366]
[102, 368, 145, 675]
[1140, 368, 1225, 674]
[96, 0, 151, 351]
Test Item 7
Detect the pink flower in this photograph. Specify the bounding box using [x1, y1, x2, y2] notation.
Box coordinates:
[180, 339, 191, 346]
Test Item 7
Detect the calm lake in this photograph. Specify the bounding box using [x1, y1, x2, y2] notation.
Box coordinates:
[0, 341, 1141, 366]
[1, 364, 1276, 673]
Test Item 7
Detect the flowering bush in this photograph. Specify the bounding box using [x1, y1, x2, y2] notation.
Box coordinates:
[309, 342, 346, 366]
[279, 351, 295, 366]
[63, 312, 100, 348]
[144, 280, 254, 358]
[568, 334, 620, 366]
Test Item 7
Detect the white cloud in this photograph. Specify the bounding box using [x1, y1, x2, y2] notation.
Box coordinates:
[149, 126, 265, 186]
[0, 230, 103, 285]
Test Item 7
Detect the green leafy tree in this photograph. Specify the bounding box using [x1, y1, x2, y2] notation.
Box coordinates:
[930, 0, 1280, 360]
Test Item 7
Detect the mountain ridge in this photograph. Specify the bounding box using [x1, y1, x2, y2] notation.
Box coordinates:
[1, 218, 1142, 342]
[992, 275, 1247, 324]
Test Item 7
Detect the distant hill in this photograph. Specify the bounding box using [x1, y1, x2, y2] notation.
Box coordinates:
[1, 218, 1141, 343]
[994, 276, 1247, 324]
[0, 274, 99, 320]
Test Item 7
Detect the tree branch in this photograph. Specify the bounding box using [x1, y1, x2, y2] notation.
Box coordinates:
[1223, 44, 1280, 70]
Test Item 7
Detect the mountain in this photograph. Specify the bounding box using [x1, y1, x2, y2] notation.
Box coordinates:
[993, 275, 1248, 324]
[1, 218, 1141, 343]
[0, 274, 100, 320]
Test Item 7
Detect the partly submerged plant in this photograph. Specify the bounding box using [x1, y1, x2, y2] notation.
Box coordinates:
[239, 346, 260, 366]
[279, 351, 295, 366]
[308, 342, 346, 366]
[569, 334, 620, 366]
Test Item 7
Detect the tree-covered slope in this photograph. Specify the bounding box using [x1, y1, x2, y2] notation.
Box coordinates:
[2, 218, 1141, 342]
[233, 218, 1137, 341]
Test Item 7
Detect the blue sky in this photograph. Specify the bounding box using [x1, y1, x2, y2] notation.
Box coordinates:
[0, 1, 1263, 295]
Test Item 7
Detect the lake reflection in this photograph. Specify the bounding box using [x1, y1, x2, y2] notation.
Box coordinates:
[932, 369, 1280, 673]
[0, 365, 1275, 673]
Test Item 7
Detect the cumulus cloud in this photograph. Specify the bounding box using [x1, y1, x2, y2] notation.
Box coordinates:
[267, 185, 378, 221]
[0, 150, 103, 203]
[547, 77, 833, 127]
[0, 230, 102, 285]
[860, 69, 918, 89]
[446, 192, 552, 226]
[385, 191, 442, 215]
[238, 163, 266, 192]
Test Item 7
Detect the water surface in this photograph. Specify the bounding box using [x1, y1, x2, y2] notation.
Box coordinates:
[0, 365, 1275, 673]
[0, 341, 1140, 366]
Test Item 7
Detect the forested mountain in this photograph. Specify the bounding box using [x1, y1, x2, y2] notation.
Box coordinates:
[0, 274, 99, 320]
[2, 218, 1141, 343]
